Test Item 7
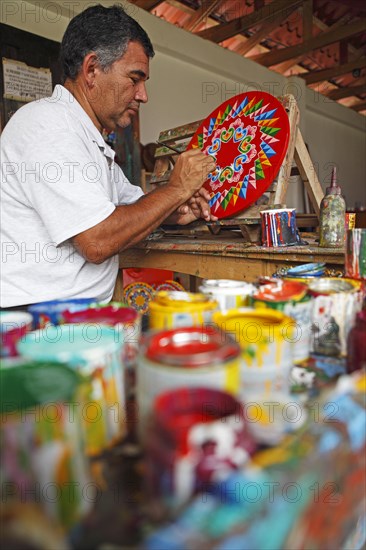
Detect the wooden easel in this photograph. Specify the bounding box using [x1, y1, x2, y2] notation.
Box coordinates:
[149, 94, 324, 241]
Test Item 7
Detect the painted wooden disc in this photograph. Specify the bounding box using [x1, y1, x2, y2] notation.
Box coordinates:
[123, 282, 155, 314]
[155, 280, 186, 292]
[187, 91, 290, 219]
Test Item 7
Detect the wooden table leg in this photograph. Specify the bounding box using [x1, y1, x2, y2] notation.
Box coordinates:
[112, 269, 124, 302]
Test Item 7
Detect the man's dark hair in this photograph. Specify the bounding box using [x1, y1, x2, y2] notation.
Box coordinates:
[60, 4, 155, 81]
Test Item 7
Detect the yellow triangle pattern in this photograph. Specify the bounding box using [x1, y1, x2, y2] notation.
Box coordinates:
[213, 111, 223, 131]
[257, 117, 280, 128]
[259, 150, 272, 166]
[242, 98, 255, 116]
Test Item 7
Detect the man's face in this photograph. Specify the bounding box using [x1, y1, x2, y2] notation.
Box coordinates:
[92, 40, 149, 131]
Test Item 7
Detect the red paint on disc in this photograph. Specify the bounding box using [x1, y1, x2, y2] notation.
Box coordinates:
[187, 91, 290, 219]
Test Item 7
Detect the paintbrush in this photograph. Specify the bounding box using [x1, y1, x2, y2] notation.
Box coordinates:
[156, 140, 182, 154]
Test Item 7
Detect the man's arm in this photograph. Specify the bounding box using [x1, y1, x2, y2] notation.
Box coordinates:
[72, 149, 215, 263]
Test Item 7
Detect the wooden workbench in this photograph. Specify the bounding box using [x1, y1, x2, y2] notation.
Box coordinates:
[114, 232, 344, 299]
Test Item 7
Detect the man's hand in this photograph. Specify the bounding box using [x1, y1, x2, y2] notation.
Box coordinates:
[168, 149, 216, 201]
[163, 149, 217, 225]
[174, 188, 218, 225]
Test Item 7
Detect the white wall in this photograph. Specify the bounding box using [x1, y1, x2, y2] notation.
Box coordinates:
[304, 88, 366, 208]
[2, 0, 365, 209]
[142, 52, 279, 141]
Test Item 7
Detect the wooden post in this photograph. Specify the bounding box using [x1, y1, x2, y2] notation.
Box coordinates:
[272, 94, 323, 216]
[112, 270, 124, 302]
[273, 95, 300, 205]
[294, 131, 323, 216]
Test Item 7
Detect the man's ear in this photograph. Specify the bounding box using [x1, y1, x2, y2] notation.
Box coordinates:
[81, 52, 101, 89]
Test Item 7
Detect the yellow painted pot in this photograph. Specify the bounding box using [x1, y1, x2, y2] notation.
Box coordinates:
[212, 308, 295, 397]
[148, 291, 218, 330]
[198, 279, 255, 312]
[250, 295, 313, 364]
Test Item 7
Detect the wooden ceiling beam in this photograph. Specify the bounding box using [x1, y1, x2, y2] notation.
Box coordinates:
[235, 12, 292, 56]
[325, 82, 366, 100]
[332, 0, 366, 14]
[302, 0, 313, 41]
[131, 0, 162, 9]
[271, 0, 313, 72]
[254, 0, 265, 9]
[351, 74, 366, 88]
[196, 0, 304, 44]
[313, 15, 359, 57]
[269, 4, 354, 76]
[273, 56, 304, 73]
[251, 18, 366, 67]
[300, 57, 366, 84]
[289, 16, 365, 82]
[274, 11, 350, 74]
[185, 0, 224, 32]
[339, 40, 349, 65]
[351, 101, 366, 112]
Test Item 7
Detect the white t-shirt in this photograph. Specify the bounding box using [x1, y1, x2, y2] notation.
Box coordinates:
[0, 85, 144, 307]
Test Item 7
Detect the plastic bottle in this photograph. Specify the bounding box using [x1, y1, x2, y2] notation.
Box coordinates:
[319, 167, 346, 248]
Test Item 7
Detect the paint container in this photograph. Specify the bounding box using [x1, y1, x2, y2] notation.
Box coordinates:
[148, 291, 218, 330]
[17, 324, 126, 456]
[260, 208, 301, 247]
[136, 326, 241, 440]
[309, 277, 364, 357]
[285, 262, 326, 278]
[345, 212, 356, 235]
[0, 311, 33, 357]
[0, 359, 92, 531]
[244, 393, 307, 446]
[198, 279, 255, 312]
[28, 298, 96, 329]
[62, 305, 141, 368]
[345, 229, 366, 281]
[250, 280, 313, 363]
[62, 305, 141, 410]
[212, 309, 295, 398]
[145, 387, 256, 509]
